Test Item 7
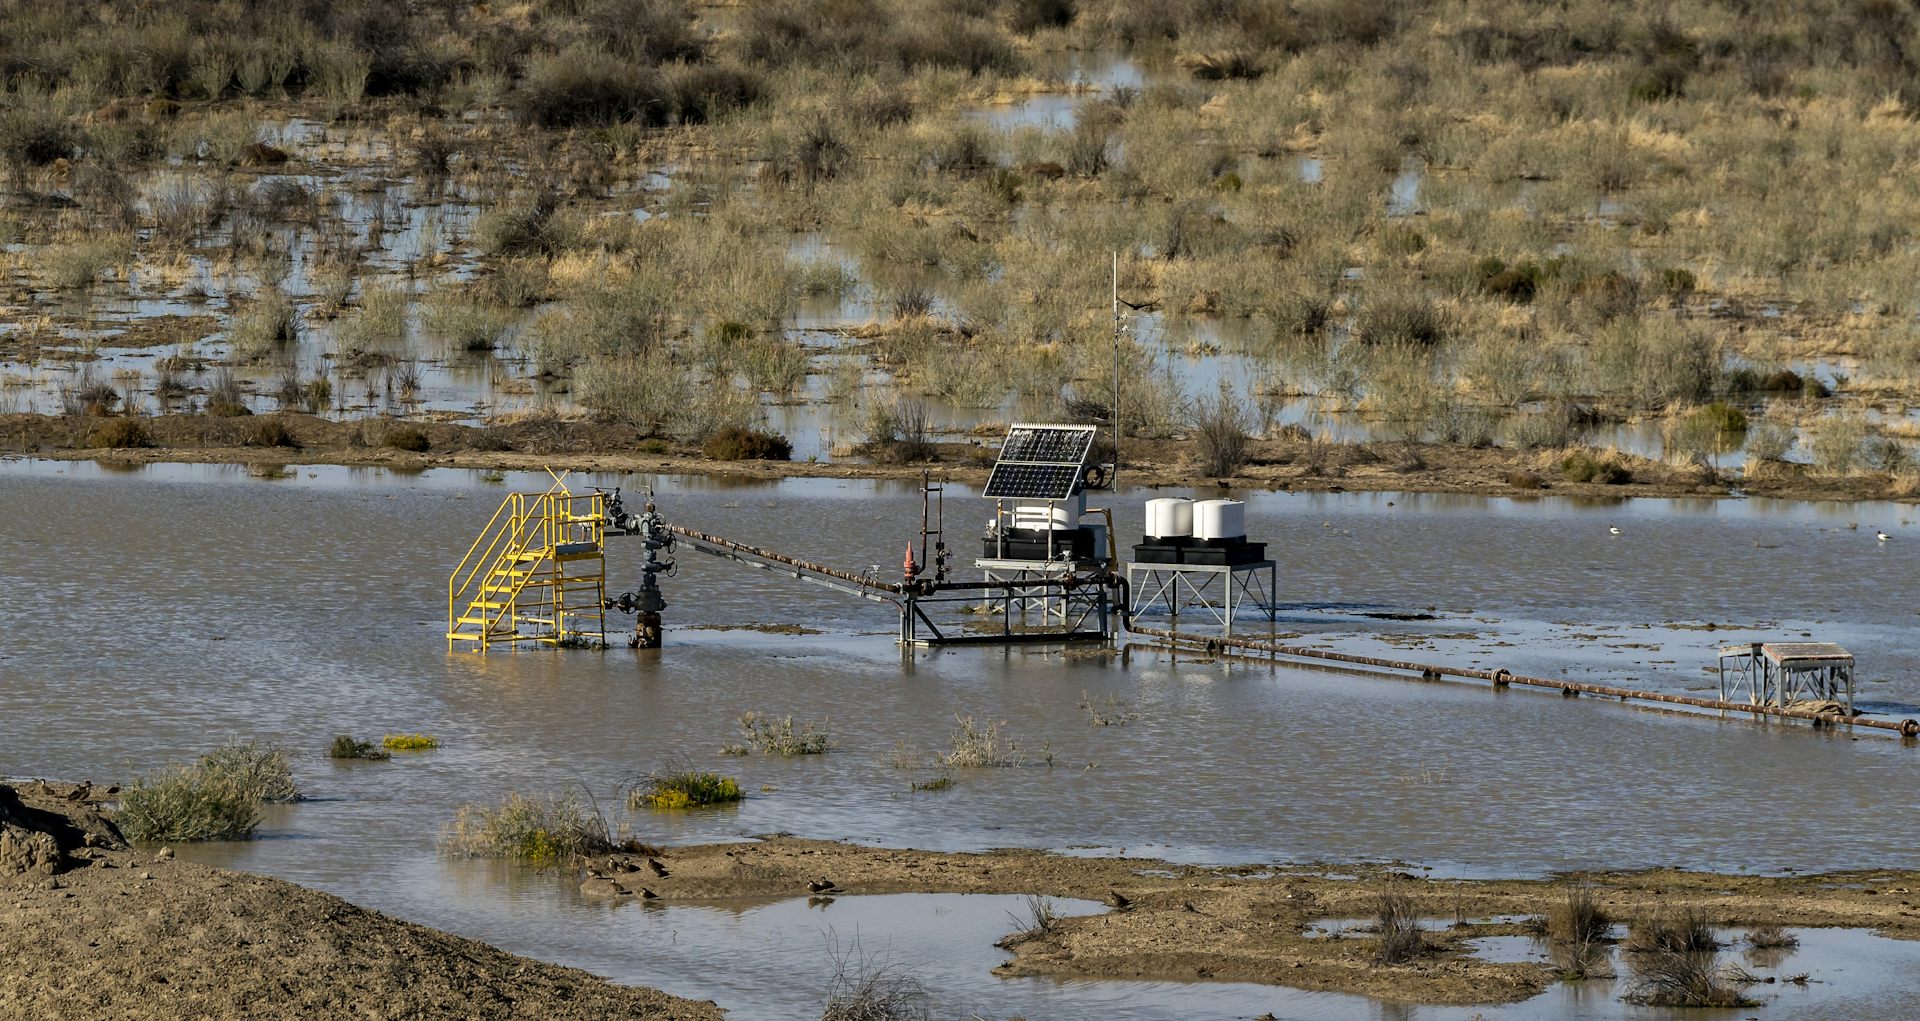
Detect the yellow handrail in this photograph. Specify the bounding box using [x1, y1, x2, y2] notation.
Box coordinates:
[449, 477, 604, 649]
[448, 492, 519, 638]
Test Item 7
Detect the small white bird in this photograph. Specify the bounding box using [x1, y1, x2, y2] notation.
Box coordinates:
[1608, 526, 1622, 536]
[1877, 530, 1891, 542]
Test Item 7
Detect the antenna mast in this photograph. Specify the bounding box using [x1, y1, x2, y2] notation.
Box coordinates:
[1110, 251, 1121, 492]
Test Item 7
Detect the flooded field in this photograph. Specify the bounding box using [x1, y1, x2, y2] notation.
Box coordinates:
[3, 458, 1919, 1015]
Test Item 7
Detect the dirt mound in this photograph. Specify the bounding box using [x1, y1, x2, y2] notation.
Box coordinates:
[0, 782, 722, 1021]
[0, 781, 126, 876]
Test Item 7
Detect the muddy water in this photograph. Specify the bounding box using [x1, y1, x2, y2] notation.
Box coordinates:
[4, 460, 1920, 1016]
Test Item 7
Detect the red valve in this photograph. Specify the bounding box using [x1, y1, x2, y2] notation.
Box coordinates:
[903, 543, 920, 580]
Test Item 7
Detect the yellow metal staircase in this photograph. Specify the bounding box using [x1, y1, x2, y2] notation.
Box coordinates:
[447, 479, 607, 651]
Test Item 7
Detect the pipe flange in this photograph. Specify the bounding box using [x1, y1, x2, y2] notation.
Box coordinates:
[1491, 669, 1512, 687]
[1901, 718, 1920, 737]
[1420, 668, 1440, 682]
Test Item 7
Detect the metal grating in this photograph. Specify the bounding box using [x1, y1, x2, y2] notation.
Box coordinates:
[982, 424, 1097, 500]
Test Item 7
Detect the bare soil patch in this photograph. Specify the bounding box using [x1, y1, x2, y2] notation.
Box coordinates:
[0, 781, 722, 1021]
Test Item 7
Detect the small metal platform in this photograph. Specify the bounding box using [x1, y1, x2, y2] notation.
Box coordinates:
[1717, 641, 1855, 713]
[1126, 560, 1276, 635]
[973, 557, 1114, 629]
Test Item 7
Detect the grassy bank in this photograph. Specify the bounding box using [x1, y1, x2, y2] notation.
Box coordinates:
[8, 410, 1917, 504]
[5, 0, 1920, 485]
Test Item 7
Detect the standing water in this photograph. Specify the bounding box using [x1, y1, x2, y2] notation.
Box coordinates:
[4, 459, 1918, 1017]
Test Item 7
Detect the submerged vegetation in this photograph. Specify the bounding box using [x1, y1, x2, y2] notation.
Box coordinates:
[441, 791, 613, 866]
[382, 733, 440, 751]
[941, 715, 1025, 768]
[631, 770, 744, 810]
[327, 735, 390, 761]
[725, 712, 831, 756]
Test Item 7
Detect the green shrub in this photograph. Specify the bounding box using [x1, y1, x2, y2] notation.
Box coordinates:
[423, 291, 516, 352]
[1627, 948, 1755, 1007]
[1190, 386, 1250, 476]
[733, 712, 830, 755]
[42, 236, 128, 291]
[1562, 451, 1632, 485]
[668, 63, 764, 124]
[116, 741, 298, 842]
[229, 291, 299, 362]
[1008, 0, 1076, 34]
[0, 105, 75, 166]
[1861, 436, 1913, 473]
[1356, 295, 1448, 347]
[631, 770, 743, 809]
[1625, 909, 1718, 955]
[1755, 368, 1814, 394]
[1062, 120, 1111, 177]
[1475, 257, 1561, 303]
[1743, 421, 1795, 462]
[327, 735, 389, 760]
[205, 370, 250, 418]
[701, 425, 793, 461]
[1811, 415, 1868, 474]
[857, 398, 937, 463]
[942, 715, 1023, 768]
[1547, 885, 1612, 944]
[474, 195, 576, 257]
[383, 427, 431, 452]
[1656, 267, 1697, 295]
[510, 45, 668, 128]
[88, 418, 153, 449]
[1697, 402, 1747, 433]
[382, 733, 440, 750]
[1375, 889, 1426, 964]
[196, 742, 300, 803]
[441, 792, 612, 865]
[116, 765, 260, 842]
[245, 418, 299, 448]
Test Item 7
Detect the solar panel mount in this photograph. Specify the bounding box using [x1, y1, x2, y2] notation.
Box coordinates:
[982, 423, 1097, 500]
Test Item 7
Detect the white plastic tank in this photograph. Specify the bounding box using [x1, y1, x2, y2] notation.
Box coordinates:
[1013, 503, 1074, 531]
[1145, 497, 1194, 539]
[1193, 499, 1245, 541]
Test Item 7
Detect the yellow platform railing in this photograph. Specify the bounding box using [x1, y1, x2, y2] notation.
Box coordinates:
[447, 478, 606, 650]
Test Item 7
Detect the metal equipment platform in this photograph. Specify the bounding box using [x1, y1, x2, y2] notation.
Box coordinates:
[1717, 641, 1856, 714]
[1126, 560, 1276, 635]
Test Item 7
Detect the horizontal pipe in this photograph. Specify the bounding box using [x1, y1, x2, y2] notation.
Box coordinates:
[1131, 626, 1920, 739]
[670, 526, 1125, 597]
[670, 527, 906, 594]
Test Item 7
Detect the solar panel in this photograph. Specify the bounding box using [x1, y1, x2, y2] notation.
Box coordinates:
[982, 423, 1097, 500]
[983, 462, 1084, 500]
[1000, 426, 1095, 464]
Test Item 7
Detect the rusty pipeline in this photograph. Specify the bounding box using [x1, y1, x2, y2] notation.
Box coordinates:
[669, 526, 906, 593]
[1131, 625, 1920, 740]
[669, 525, 1132, 601]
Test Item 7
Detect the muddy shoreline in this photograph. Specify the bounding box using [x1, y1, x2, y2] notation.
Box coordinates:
[586, 835, 1920, 1007]
[0, 780, 722, 1020]
[11, 776, 1920, 1013]
[5, 411, 1914, 505]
